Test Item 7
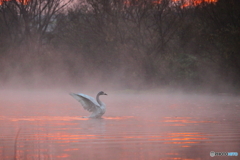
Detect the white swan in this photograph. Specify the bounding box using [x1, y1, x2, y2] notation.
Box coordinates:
[69, 91, 107, 118]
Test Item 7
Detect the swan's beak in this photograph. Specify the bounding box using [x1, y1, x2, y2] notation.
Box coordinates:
[104, 93, 107, 95]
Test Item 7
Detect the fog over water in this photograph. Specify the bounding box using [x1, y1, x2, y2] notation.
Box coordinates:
[0, 88, 239, 160]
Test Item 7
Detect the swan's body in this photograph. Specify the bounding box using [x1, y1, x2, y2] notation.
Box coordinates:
[70, 91, 107, 118]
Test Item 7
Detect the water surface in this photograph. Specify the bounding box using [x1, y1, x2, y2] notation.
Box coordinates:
[0, 90, 239, 160]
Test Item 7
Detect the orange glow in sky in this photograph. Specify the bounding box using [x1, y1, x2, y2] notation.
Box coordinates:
[123, 0, 218, 8]
[172, 0, 218, 8]
[0, 0, 29, 5]
[0, 0, 218, 7]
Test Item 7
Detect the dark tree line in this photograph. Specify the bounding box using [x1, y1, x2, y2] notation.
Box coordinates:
[0, 0, 240, 92]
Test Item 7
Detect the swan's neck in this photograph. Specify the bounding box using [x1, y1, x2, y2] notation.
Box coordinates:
[96, 93, 102, 105]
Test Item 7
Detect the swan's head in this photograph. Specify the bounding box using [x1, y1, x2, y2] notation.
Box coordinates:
[99, 91, 107, 95]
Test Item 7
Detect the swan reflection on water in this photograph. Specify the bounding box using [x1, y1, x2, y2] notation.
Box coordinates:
[69, 91, 107, 118]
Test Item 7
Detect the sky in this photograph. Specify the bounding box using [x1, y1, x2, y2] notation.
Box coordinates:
[0, 0, 218, 6]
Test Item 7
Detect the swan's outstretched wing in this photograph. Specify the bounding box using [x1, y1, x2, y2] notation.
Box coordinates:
[70, 93, 100, 112]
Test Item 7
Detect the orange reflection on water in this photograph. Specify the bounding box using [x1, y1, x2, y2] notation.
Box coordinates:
[148, 132, 208, 147]
[0, 116, 134, 122]
[172, 159, 196, 160]
[64, 148, 79, 151]
[20, 133, 100, 144]
[167, 123, 186, 126]
[56, 153, 69, 158]
[166, 152, 180, 155]
[162, 117, 217, 126]
[165, 141, 200, 144]
[3, 116, 88, 122]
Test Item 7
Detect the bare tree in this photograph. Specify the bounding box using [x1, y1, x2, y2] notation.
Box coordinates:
[57, 0, 188, 86]
[0, 0, 73, 48]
